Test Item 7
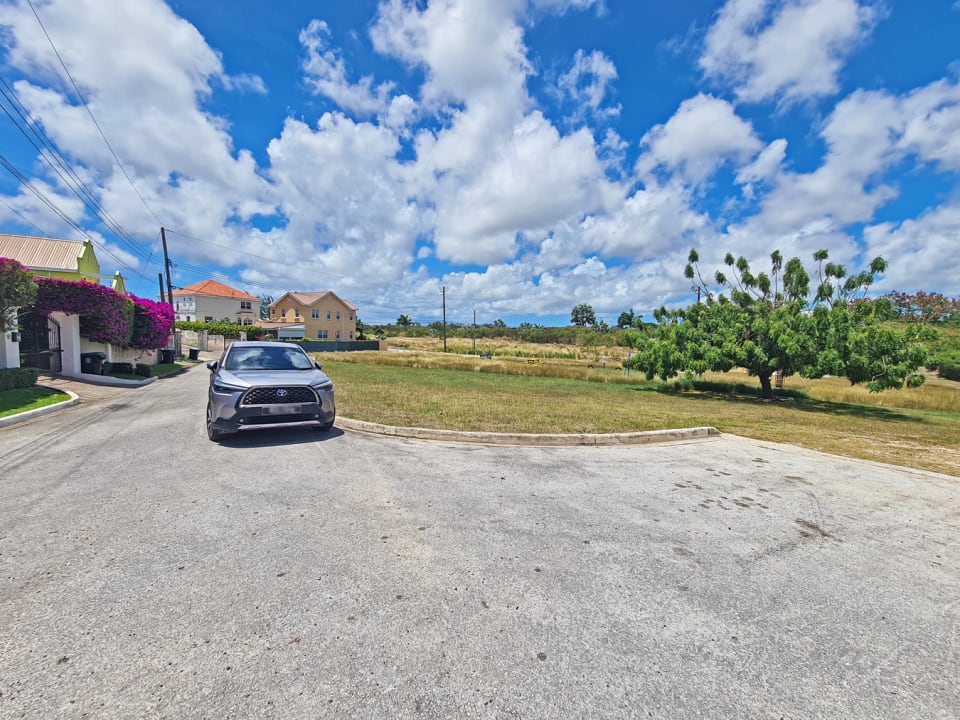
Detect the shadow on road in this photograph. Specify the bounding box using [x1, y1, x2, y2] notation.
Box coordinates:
[212, 426, 346, 448]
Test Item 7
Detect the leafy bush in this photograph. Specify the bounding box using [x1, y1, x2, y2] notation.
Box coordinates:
[104, 361, 135, 375]
[933, 350, 960, 381]
[175, 320, 269, 339]
[0, 367, 39, 390]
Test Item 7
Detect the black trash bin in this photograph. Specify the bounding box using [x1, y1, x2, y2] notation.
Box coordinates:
[188, 348, 199, 361]
[160, 349, 175, 364]
[80, 351, 106, 375]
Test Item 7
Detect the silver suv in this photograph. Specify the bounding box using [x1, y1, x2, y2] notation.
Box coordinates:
[206, 341, 335, 441]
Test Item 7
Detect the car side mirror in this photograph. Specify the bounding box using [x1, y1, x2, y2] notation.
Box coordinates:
[314, 361, 323, 370]
[207, 360, 218, 371]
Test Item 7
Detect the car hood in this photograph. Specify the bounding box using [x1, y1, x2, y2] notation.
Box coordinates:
[216, 367, 332, 388]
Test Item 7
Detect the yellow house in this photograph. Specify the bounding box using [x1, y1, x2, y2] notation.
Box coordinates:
[0, 233, 126, 292]
[268, 291, 358, 340]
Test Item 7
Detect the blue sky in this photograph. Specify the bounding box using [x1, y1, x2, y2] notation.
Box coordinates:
[1, 0, 958, 327]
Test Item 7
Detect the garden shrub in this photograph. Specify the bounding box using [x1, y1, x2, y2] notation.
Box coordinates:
[0, 367, 39, 390]
[935, 351, 960, 381]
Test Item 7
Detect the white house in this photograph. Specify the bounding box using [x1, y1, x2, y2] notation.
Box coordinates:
[171, 280, 261, 325]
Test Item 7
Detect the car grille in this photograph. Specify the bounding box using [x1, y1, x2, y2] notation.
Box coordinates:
[241, 386, 318, 406]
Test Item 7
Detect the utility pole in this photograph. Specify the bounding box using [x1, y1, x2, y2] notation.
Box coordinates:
[472, 308, 476, 355]
[160, 227, 174, 312]
[158, 273, 166, 305]
[441, 286, 447, 353]
[160, 227, 178, 357]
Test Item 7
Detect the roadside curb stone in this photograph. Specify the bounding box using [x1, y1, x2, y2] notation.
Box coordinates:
[336, 416, 720, 446]
[0, 385, 79, 429]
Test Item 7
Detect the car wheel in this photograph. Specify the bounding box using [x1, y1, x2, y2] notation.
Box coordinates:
[206, 404, 227, 442]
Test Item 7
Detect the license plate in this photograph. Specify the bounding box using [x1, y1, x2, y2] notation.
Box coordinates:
[262, 404, 301, 415]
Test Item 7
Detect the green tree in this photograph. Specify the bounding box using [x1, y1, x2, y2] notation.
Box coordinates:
[627, 249, 931, 399]
[396, 314, 413, 328]
[0, 258, 37, 331]
[570, 303, 596, 327]
[617, 309, 635, 328]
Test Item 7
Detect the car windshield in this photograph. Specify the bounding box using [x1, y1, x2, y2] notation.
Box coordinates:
[223, 346, 314, 371]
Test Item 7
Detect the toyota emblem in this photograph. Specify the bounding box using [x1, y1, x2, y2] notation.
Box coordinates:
[276, 389, 288, 398]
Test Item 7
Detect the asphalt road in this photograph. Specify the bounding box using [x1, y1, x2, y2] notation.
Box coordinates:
[1, 364, 958, 719]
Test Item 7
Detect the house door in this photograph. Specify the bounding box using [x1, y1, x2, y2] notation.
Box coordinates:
[17, 310, 62, 373]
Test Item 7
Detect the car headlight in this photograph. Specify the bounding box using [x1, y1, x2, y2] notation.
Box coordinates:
[212, 380, 243, 394]
[311, 380, 334, 392]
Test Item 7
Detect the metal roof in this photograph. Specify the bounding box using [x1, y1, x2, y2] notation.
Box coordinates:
[0, 233, 87, 271]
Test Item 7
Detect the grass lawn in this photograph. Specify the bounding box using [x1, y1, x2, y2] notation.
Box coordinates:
[320, 353, 960, 478]
[0, 386, 70, 418]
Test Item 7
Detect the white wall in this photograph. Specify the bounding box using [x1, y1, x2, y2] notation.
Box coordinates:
[51, 312, 81, 376]
[1, 328, 20, 369]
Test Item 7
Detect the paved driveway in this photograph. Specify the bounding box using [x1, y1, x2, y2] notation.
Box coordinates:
[1, 365, 957, 719]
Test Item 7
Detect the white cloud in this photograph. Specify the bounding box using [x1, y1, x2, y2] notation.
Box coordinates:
[700, 0, 880, 103]
[557, 49, 620, 120]
[637, 94, 763, 184]
[864, 201, 960, 292]
[300, 19, 394, 116]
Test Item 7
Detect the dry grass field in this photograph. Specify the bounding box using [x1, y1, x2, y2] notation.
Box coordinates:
[318, 340, 960, 477]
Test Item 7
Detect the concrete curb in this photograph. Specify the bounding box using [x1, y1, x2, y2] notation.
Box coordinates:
[336, 417, 720, 447]
[56, 373, 156, 387]
[0, 386, 79, 429]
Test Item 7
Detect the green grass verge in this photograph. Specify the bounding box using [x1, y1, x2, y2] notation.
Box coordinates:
[322, 358, 960, 477]
[0, 386, 70, 418]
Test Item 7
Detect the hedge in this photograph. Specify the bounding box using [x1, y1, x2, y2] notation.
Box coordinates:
[0, 367, 39, 391]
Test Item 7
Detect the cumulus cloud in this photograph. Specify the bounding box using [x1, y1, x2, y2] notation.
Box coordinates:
[0, 0, 273, 250]
[557, 49, 620, 121]
[300, 19, 394, 116]
[864, 201, 960, 292]
[637, 94, 763, 184]
[700, 0, 881, 103]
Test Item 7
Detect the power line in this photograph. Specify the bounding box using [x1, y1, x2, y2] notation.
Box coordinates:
[26, 0, 165, 229]
[0, 196, 47, 235]
[0, 76, 155, 263]
[162, 228, 345, 283]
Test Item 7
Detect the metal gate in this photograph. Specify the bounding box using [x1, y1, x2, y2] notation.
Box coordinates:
[17, 310, 62, 373]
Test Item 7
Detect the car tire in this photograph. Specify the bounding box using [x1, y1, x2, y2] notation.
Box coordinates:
[206, 404, 228, 442]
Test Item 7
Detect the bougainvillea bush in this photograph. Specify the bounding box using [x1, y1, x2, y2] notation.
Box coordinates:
[33, 278, 173, 349]
[129, 295, 174, 349]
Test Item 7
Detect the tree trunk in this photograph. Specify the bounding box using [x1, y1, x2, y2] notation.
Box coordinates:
[759, 372, 774, 400]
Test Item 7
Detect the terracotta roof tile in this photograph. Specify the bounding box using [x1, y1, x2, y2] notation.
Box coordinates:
[172, 279, 259, 300]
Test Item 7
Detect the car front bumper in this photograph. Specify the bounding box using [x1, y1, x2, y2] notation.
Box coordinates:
[209, 387, 336, 432]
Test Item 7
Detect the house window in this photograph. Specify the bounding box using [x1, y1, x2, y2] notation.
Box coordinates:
[186, 316, 192, 322]
[317, 329, 328, 339]
[335, 330, 341, 339]
[349, 313, 354, 320]
[326, 310, 331, 320]
[240, 300, 251, 311]
[295, 309, 301, 318]
[204, 316, 213, 322]
[242, 318, 253, 326]
[311, 309, 319, 319]
[336, 311, 341, 320]
[349, 331, 354, 340]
